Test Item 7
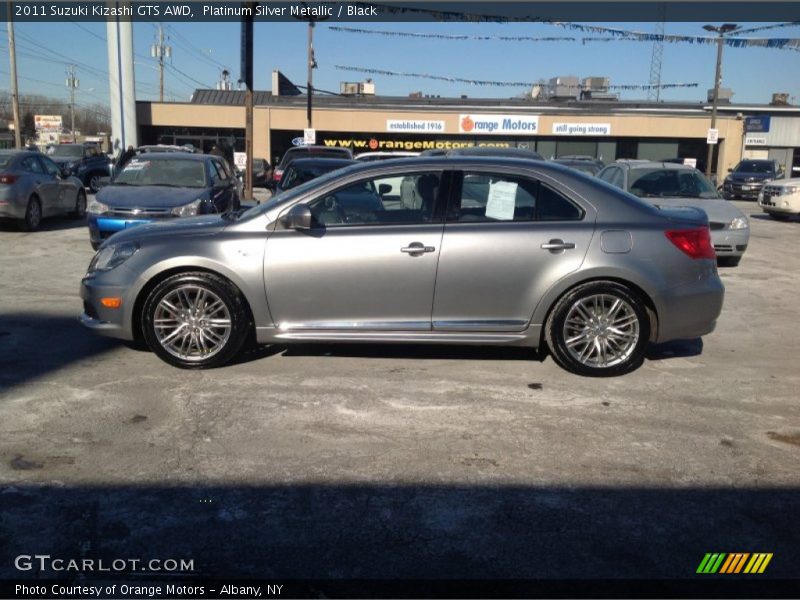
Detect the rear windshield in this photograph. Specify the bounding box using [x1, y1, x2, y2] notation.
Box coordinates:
[629, 169, 719, 199]
[281, 163, 348, 190]
[279, 148, 350, 168]
[114, 158, 207, 188]
[48, 145, 83, 158]
[734, 161, 774, 173]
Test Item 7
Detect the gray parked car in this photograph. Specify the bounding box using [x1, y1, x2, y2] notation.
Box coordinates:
[80, 157, 724, 377]
[597, 161, 750, 267]
[0, 150, 87, 230]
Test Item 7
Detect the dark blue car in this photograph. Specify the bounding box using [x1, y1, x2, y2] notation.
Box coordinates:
[87, 152, 240, 249]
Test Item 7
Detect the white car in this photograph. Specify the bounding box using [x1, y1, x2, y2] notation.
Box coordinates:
[759, 179, 800, 220]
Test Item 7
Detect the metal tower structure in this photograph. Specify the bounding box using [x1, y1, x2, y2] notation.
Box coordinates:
[647, 6, 667, 101]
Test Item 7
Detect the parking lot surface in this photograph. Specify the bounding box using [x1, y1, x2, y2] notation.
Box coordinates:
[1, 201, 799, 580]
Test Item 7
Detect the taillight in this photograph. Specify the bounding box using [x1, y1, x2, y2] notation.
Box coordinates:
[0, 174, 18, 185]
[665, 227, 716, 260]
[273, 169, 283, 181]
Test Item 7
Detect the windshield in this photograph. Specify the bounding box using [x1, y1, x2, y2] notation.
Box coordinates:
[113, 158, 207, 188]
[734, 161, 774, 173]
[629, 169, 719, 199]
[281, 164, 345, 190]
[48, 145, 83, 158]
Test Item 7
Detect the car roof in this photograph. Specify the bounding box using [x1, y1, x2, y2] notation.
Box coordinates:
[133, 151, 208, 161]
[286, 157, 356, 168]
[446, 146, 544, 159]
[0, 149, 40, 157]
[613, 160, 695, 171]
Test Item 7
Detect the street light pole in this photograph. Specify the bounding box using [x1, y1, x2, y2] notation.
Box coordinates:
[703, 23, 738, 179]
[306, 21, 316, 128]
[6, 0, 22, 149]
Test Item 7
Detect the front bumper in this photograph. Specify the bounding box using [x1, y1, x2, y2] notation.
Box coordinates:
[710, 228, 749, 257]
[88, 214, 155, 245]
[759, 191, 800, 215]
[723, 181, 764, 199]
[79, 273, 136, 341]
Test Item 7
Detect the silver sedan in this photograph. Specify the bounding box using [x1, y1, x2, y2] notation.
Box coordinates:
[0, 150, 87, 230]
[80, 157, 724, 377]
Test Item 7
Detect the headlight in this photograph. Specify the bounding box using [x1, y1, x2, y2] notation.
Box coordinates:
[729, 216, 749, 230]
[87, 241, 139, 273]
[87, 199, 109, 214]
[171, 199, 202, 217]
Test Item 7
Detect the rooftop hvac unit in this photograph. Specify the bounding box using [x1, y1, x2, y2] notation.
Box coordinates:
[708, 88, 733, 103]
[582, 77, 610, 92]
[771, 92, 790, 105]
[548, 76, 580, 100]
[340, 82, 360, 95]
[359, 81, 375, 95]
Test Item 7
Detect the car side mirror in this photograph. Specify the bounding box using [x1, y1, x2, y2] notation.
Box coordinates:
[59, 167, 70, 178]
[281, 204, 313, 230]
[96, 176, 110, 189]
[378, 183, 392, 196]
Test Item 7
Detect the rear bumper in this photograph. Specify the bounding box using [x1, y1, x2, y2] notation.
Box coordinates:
[654, 267, 725, 343]
[0, 190, 25, 220]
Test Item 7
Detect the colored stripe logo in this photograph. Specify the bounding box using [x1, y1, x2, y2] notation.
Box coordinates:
[697, 553, 773, 574]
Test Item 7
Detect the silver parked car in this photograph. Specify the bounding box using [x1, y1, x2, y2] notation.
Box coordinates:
[0, 150, 87, 230]
[80, 157, 724, 377]
[597, 161, 750, 267]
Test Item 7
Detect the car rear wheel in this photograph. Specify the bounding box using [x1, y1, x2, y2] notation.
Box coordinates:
[71, 190, 87, 218]
[545, 281, 650, 377]
[22, 196, 42, 231]
[141, 272, 251, 369]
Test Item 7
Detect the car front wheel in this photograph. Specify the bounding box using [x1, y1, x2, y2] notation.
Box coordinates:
[22, 196, 42, 231]
[141, 272, 251, 369]
[545, 281, 650, 377]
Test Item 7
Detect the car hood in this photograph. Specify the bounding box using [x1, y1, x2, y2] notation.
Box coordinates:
[726, 172, 773, 182]
[100, 213, 228, 246]
[649, 197, 745, 224]
[97, 185, 205, 208]
[767, 177, 800, 188]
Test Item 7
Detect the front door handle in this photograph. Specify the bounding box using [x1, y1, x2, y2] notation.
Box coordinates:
[541, 239, 576, 253]
[401, 242, 436, 256]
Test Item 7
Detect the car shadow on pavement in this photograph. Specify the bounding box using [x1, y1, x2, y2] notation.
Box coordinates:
[0, 484, 797, 595]
[0, 217, 88, 233]
[646, 338, 703, 361]
[749, 213, 798, 223]
[0, 313, 118, 394]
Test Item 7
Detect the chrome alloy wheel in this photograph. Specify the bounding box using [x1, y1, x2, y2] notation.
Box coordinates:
[562, 294, 640, 368]
[153, 285, 232, 361]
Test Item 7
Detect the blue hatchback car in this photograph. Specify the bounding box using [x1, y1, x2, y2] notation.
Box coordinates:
[87, 152, 240, 249]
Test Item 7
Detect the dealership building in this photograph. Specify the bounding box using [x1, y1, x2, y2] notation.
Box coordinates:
[135, 84, 800, 177]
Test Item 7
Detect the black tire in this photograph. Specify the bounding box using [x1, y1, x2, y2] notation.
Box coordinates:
[22, 196, 42, 231]
[545, 281, 650, 377]
[141, 271, 251, 369]
[71, 190, 87, 219]
[88, 173, 102, 194]
[717, 256, 741, 268]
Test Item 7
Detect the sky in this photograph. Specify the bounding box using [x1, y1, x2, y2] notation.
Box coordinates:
[1, 19, 799, 111]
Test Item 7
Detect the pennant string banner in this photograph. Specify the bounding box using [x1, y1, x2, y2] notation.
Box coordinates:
[328, 24, 800, 50]
[334, 65, 698, 89]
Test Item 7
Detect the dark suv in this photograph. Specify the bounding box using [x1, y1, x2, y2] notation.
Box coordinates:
[47, 143, 111, 193]
[722, 159, 782, 200]
[272, 145, 353, 184]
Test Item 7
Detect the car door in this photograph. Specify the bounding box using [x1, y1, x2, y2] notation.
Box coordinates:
[209, 159, 234, 211]
[263, 169, 447, 331]
[431, 168, 596, 332]
[38, 155, 72, 214]
[20, 156, 58, 215]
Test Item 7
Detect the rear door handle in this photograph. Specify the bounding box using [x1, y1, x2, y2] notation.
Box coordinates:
[401, 242, 436, 255]
[541, 239, 576, 252]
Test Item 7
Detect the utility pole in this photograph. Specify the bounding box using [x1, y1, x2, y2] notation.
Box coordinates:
[66, 65, 79, 143]
[6, 0, 22, 148]
[151, 23, 171, 102]
[703, 23, 739, 179]
[240, 6, 254, 202]
[306, 21, 316, 128]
